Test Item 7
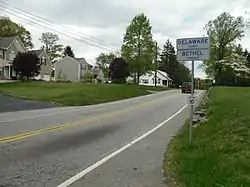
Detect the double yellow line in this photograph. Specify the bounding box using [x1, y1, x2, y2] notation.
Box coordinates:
[0, 94, 175, 143]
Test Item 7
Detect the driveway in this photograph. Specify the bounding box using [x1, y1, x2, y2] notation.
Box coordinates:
[0, 94, 58, 113]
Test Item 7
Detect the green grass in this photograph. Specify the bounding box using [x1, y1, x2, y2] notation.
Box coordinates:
[0, 81, 171, 106]
[164, 87, 250, 187]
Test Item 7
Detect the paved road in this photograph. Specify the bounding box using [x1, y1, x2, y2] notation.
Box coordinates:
[0, 90, 205, 187]
[0, 94, 58, 113]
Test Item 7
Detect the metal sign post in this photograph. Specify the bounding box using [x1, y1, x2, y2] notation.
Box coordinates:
[176, 37, 210, 143]
[190, 60, 194, 143]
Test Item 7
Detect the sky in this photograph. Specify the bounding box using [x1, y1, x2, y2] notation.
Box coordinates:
[1, 0, 250, 78]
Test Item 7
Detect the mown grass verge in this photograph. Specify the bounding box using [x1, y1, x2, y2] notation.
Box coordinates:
[0, 81, 171, 106]
[164, 87, 250, 187]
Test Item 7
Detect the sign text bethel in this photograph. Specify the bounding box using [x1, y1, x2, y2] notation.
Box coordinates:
[176, 37, 210, 61]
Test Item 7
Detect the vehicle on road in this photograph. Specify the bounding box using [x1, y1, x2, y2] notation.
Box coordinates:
[181, 82, 192, 93]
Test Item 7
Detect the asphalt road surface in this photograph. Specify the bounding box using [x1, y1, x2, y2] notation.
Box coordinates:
[0, 94, 57, 113]
[0, 90, 205, 187]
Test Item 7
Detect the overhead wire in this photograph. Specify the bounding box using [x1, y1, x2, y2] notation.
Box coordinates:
[0, 1, 118, 52]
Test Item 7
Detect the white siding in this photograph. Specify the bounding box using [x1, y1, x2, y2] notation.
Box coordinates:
[55, 56, 80, 82]
[138, 71, 170, 87]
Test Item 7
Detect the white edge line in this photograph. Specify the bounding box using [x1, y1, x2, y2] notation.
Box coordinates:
[56, 91, 203, 187]
[57, 104, 188, 187]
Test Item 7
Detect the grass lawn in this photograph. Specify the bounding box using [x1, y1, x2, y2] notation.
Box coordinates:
[164, 87, 250, 187]
[0, 81, 171, 106]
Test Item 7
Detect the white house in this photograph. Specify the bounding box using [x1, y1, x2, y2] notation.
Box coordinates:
[138, 70, 173, 87]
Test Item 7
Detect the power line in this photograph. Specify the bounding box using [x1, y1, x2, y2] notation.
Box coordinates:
[0, 0, 117, 49]
[0, 2, 118, 52]
[0, 8, 117, 52]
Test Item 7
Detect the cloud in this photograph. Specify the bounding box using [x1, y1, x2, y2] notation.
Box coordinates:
[1, 0, 250, 78]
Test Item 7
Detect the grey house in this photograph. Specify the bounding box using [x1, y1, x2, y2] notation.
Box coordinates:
[28, 49, 52, 81]
[0, 36, 52, 81]
[54, 56, 94, 82]
[92, 68, 105, 82]
[54, 56, 105, 82]
[0, 36, 26, 79]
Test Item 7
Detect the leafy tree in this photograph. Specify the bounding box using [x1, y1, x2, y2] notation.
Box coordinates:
[39, 32, 63, 63]
[202, 12, 245, 84]
[121, 13, 155, 84]
[96, 52, 116, 78]
[63, 45, 75, 57]
[218, 53, 250, 84]
[0, 16, 34, 49]
[159, 39, 190, 86]
[109, 57, 129, 83]
[13, 52, 40, 79]
[243, 49, 250, 66]
[83, 72, 94, 83]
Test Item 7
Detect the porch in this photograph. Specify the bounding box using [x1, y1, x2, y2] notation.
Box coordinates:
[0, 65, 17, 80]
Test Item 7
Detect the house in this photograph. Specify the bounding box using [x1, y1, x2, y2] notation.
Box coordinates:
[28, 49, 52, 81]
[126, 70, 172, 87]
[0, 36, 52, 81]
[92, 67, 105, 83]
[0, 36, 26, 79]
[139, 70, 173, 87]
[54, 56, 95, 82]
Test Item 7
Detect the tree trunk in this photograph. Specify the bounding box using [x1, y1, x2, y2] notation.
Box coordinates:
[137, 68, 140, 84]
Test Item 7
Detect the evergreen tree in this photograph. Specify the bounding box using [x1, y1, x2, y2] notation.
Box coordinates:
[63, 45, 75, 58]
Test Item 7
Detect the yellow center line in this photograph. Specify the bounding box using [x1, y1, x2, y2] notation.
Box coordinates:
[0, 94, 177, 143]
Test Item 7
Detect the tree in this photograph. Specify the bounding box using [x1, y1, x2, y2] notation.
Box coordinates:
[83, 72, 94, 83]
[202, 12, 245, 84]
[39, 32, 63, 63]
[121, 13, 155, 84]
[0, 16, 34, 49]
[109, 57, 129, 83]
[159, 39, 190, 86]
[96, 52, 116, 78]
[13, 52, 40, 79]
[63, 45, 75, 57]
[218, 53, 250, 84]
[243, 49, 250, 66]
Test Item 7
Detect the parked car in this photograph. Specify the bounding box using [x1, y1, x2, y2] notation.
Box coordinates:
[181, 82, 192, 93]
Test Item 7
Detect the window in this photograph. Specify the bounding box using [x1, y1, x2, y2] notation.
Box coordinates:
[158, 78, 161, 84]
[9, 51, 15, 61]
[142, 79, 149, 84]
[0, 67, 3, 76]
[0, 50, 4, 59]
[41, 57, 46, 65]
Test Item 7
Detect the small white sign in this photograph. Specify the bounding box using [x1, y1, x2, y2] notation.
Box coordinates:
[176, 37, 210, 50]
[177, 49, 210, 61]
[188, 95, 195, 105]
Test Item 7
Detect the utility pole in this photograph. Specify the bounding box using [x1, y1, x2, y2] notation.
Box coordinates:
[154, 42, 158, 87]
[137, 28, 141, 84]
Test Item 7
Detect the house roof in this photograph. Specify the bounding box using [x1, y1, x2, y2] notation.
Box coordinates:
[91, 68, 102, 75]
[140, 70, 173, 81]
[75, 58, 93, 67]
[29, 49, 44, 57]
[0, 36, 18, 49]
[157, 70, 173, 81]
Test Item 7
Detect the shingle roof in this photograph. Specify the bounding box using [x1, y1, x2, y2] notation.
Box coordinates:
[29, 49, 44, 57]
[92, 68, 102, 75]
[0, 36, 17, 48]
[75, 58, 93, 67]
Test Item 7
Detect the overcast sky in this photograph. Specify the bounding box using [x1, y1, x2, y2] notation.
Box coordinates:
[1, 0, 250, 78]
